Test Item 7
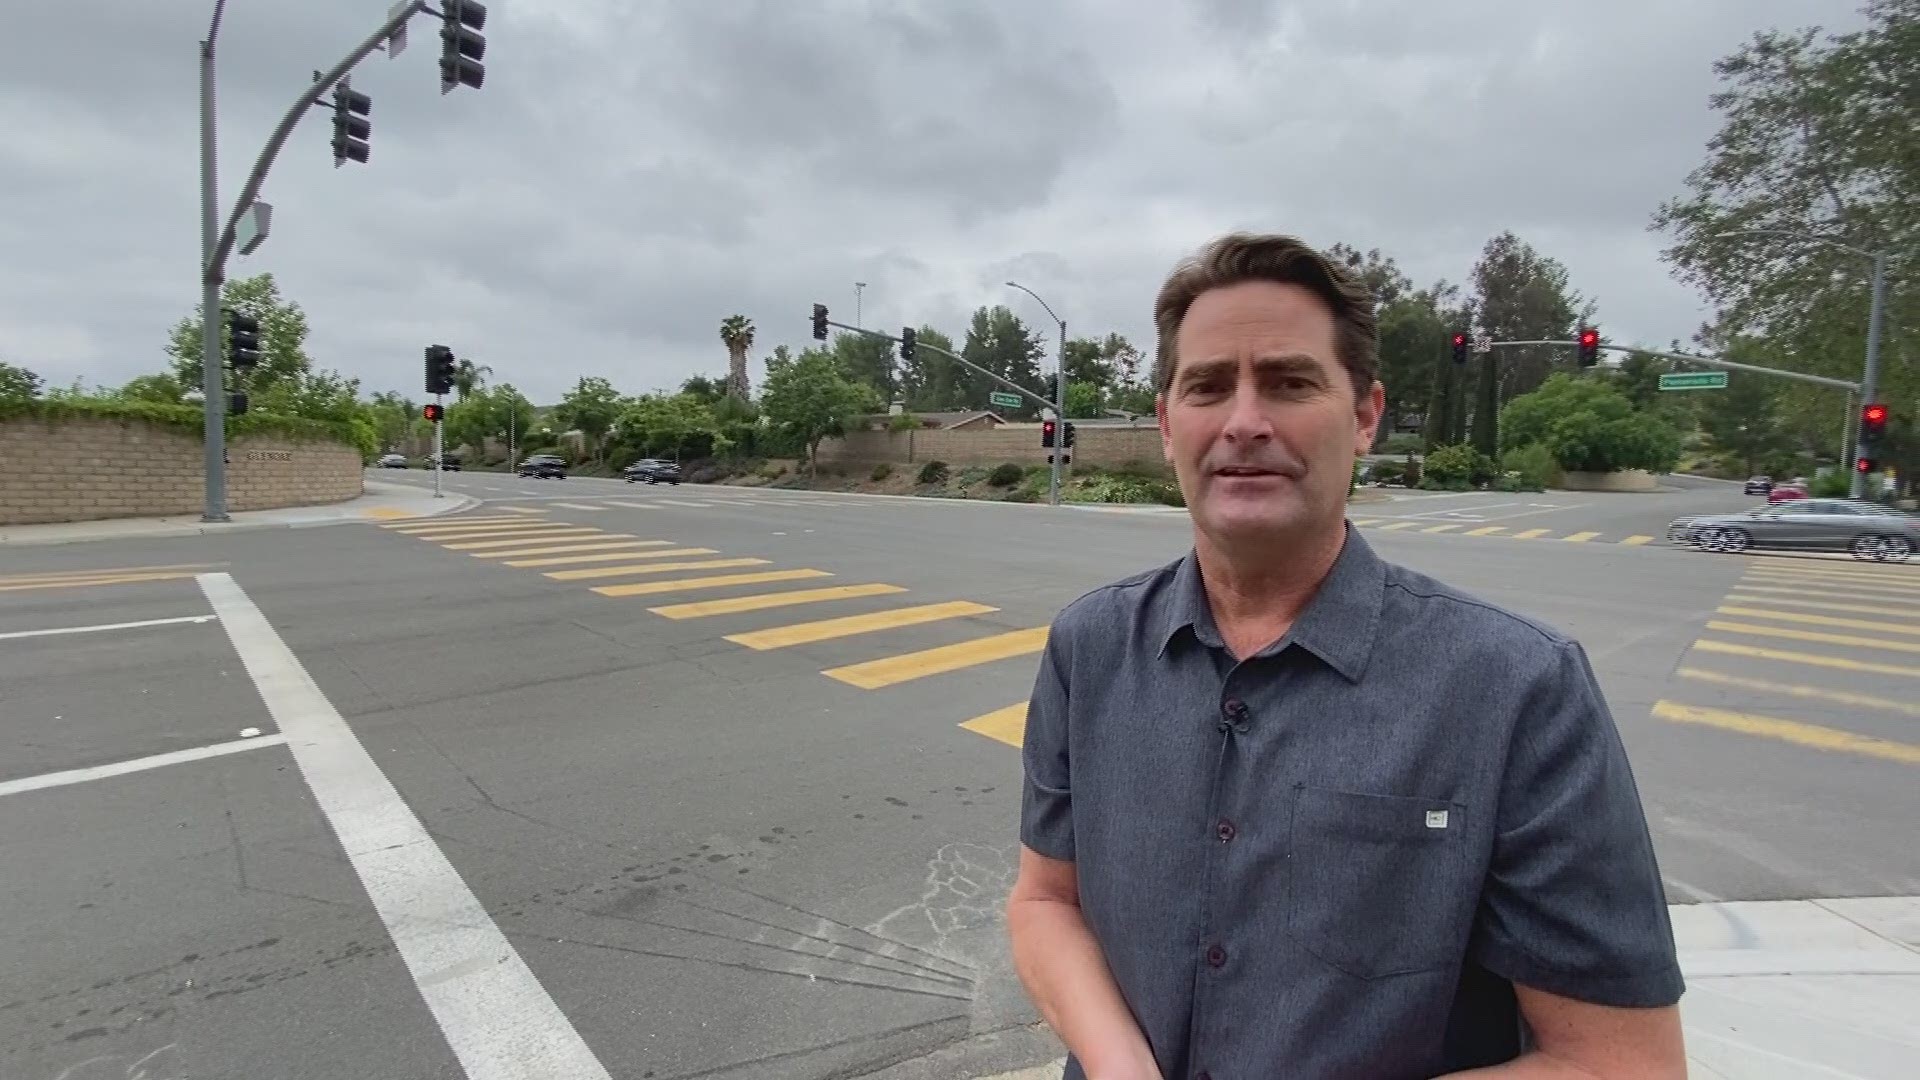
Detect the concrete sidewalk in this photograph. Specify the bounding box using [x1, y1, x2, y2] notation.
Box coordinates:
[964, 897, 1920, 1080]
[0, 479, 479, 546]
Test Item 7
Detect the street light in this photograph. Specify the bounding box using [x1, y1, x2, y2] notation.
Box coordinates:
[1006, 281, 1068, 508]
[1715, 228, 1891, 498]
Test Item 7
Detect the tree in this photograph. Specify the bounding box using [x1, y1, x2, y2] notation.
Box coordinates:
[552, 376, 625, 461]
[615, 393, 723, 461]
[759, 347, 876, 474]
[115, 372, 188, 405]
[1063, 339, 1114, 389]
[898, 326, 962, 411]
[446, 384, 534, 461]
[1326, 243, 1413, 309]
[832, 332, 897, 402]
[1652, 0, 1917, 490]
[366, 391, 416, 452]
[680, 374, 726, 404]
[961, 306, 1044, 415]
[1500, 374, 1682, 475]
[1375, 284, 1464, 449]
[0, 361, 45, 405]
[1064, 381, 1104, 419]
[451, 358, 491, 402]
[1469, 232, 1590, 455]
[720, 315, 755, 400]
[166, 272, 311, 396]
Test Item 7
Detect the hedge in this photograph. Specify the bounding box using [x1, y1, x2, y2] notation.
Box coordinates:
[0, 397, 364, 453]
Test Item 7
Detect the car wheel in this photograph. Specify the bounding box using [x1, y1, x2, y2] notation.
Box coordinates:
[1853, 534, 1912, 562]
[1718, 527, 1750, 554]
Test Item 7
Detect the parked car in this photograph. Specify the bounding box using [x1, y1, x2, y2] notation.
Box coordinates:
[623, 458, 681, 485]
[377, 453, 408, 469]
[1667, 498, 1917, 560]
[1743, 475, 1772, 495]
[516, 454, 568, 479]
[429, 452, 462, 472]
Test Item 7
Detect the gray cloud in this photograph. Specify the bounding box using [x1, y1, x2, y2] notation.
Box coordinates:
[0, 0, 1868, 404]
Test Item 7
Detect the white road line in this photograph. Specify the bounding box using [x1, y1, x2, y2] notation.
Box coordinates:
[0, 732, 286, 797]
[656, 500, 712, 507]
[0, 614, 216, 642]
[549, 502, 605, 510]
[196, 573, 611, 1080]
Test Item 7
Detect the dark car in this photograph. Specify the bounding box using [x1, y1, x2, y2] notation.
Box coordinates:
[1743, 475, 1772, 495]
[1667, 498, 1917, 560]
[517, 454, 568, 479]
[623, 458, 681, 485]
[431, 452, 462, 472]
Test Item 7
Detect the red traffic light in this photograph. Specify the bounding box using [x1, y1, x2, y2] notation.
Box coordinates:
[423, 403, 444, 422]
[1856, 456, 1874, 473]
[1451, 333, 1466, 347]
[1041, 419, 1057, 448]
[1863, 403, 1888, 423]
[1579, 329, 1598, 347]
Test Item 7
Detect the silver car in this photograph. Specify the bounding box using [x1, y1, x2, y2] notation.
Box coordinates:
[1667, 498, 1917, 560]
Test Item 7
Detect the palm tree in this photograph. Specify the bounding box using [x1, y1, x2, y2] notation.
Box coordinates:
[719, 316, 755, 400]
[452, 358, 492, 402]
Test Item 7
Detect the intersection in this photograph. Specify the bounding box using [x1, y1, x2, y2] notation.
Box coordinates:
[2, 479, 1915, 1079]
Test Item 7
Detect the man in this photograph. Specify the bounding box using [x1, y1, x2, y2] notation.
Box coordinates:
[1006, 233, 1686, 1079]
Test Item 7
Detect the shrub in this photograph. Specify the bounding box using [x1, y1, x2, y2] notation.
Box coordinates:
[988, 462, 1024, 487]
[888, 413, 919, 432]
[1004, 487, 1039, 503]
[1381, 432, 1423, 455]
[1811, 470, 1851, 497]
[1370, 460, 1407, 485]
[917, 460, 949, 485]
[1070, 473, 1184, 506]
[1422, 443, 1494, 488]
[870, 462, 893, 482]
[1500, 443, 1559, 490]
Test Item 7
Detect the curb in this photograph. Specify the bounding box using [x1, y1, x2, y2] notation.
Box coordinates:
[0, 489, 480, 548]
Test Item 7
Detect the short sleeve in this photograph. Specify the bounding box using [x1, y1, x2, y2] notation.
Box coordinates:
[1018, 624, 1075, 861]
[1469, 639, 1684, 1007]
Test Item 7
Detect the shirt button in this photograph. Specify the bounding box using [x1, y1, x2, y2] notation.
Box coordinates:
[1216, 818, 1236, 842]
[1222, 698, 1247, 721]
[1206, 943, 1227, 968]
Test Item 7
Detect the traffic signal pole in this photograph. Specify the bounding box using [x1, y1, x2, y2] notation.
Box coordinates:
[1854, 252, 1887, 499]
[197, 0, 431, 522]
[432, 392, 444, 499]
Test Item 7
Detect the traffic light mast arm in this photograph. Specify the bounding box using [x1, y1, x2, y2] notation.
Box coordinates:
[204, 1, 428, 283]
[1484, 340, 1859, 392]
[823, 319, 1057, 413]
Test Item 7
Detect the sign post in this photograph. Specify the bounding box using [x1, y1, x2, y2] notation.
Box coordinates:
[1659, 371, 1730, 391]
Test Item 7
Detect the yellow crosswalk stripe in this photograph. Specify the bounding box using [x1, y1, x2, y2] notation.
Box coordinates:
[503, 547, 715, 568]
[0, 563, 214, 584]
[391, 522, 574, 538]
[1376, 521, 1419, 531]
[1561, 531, 1602, 543]
[593, 569, 832, 598]
[1730, 580, 1915, 604]
[471, 539, 671, 559]
[1513, 528, 1551, 540]
[1707, 619, 1920, 655]
[1621, 535, 1655, 546]
[382, 516, 536, 530]
[1745, 557, 1919, 579]
[725, 601, 998, 650]
[1745, 569, 1920, 594]
[1347, 518, 1383, 527]
[1717, 605, 1920, 637]
[545, 557, 768, 582]
[960, 703, 1028, 747]
[496, 506, 547, 514]
[1675, 667, 1920, 719]
[1652, 700, 1920, 766]
[823, 626, 1049, 690]
[650, 583, 907, 619]
[1420, 524, 1461, 534]
[1464, 526, 1507, 536]
[1726, 592, 1919, 620]
[1692, 638, 1920, 677]
[441, 530, 612, 550]
[0, 571, 198, 593]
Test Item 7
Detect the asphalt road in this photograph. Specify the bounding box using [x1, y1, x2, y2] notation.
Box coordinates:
[3, 473, 1914, 1080]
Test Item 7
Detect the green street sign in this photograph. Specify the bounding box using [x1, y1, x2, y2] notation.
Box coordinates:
[1659, 371, 1729, 391]
[989, 391, 1024, 409]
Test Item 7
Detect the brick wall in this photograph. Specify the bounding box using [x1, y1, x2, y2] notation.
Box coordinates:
[0, 415, 364, 526]
[815, 426, 1169, 472]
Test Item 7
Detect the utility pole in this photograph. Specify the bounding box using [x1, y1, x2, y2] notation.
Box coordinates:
[198, 0, 231, 521]
[1007, 282, 1068, 507]
[854, 282, 866, 329]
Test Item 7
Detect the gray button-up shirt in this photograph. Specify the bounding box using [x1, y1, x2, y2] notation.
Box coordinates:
[1020, 527, 1683, 1079]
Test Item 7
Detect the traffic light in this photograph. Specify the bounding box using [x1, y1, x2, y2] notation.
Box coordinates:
[425, 344, 456, 395]
[1062, 422, 1077, 449]
[225, 310, 261, 371]
[228, 391, 249, 416]
[812, 304, 829, 341]
[330, 78, 372, 167]
[422, 403, 444, 422]
[1576, 326, 1601, 367]
[1041, 419, 1057, 448]
[1856, 454, 1876, 474]
[1450, 332, 1468, 365]
[899, 327, 916, 362]
[1861, 402, 1889, 441]
[439, 0, 487, 93]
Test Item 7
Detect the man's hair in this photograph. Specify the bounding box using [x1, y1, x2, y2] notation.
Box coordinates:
[1152, 233, 1379, 397]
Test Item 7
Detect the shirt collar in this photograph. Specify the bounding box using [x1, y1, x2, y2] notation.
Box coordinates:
[1157, 523, 1385, 682]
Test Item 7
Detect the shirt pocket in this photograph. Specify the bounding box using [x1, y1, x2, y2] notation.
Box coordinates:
[1288, 785, 1470, 979]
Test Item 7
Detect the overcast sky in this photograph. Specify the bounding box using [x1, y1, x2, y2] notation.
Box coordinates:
[0, 0, 1867, 405]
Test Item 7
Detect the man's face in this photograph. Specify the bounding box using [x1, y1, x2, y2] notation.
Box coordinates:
[1156, 280, 1383, 545]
